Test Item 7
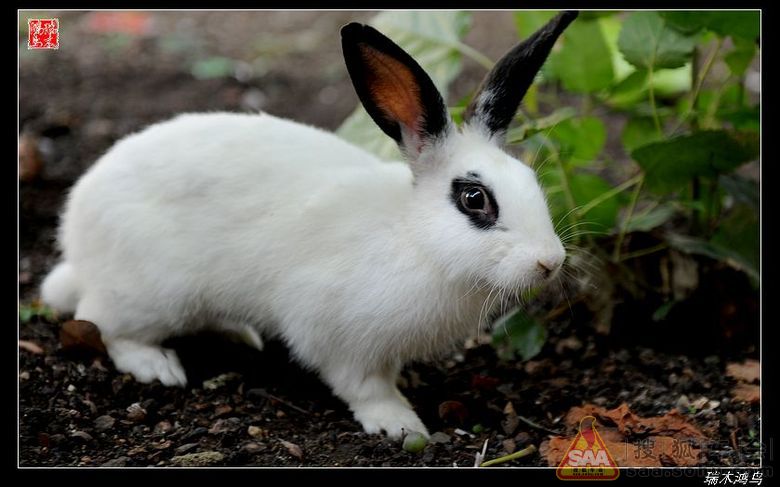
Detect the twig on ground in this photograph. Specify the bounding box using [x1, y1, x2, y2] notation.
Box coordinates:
[480, 444, 537, 467]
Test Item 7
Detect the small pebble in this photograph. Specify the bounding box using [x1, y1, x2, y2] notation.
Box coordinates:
[94, 415, 115, 431]
[429, 432, 451, 444]
[126, 402, 147, 422]
[101, 457, 130, 467]
[170, 451, 225, 467]
[174, 443, 199, 455]
[70, 430, 93, 442]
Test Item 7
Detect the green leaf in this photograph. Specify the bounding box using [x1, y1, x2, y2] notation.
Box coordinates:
[632, 130, 759, 193]
[659, 12, 706, 34]
[19, 302, 55, 324]
[191, 56, 235, 79]
[618, 12, 696, 70]
[662, 11, 759, 41]
[725, 37, 757, 76]
[569, 172, 621, 230]
[549, 117, 607, 164]
[514, 11, 557, 38]
[703, 12, 760, 41]
[626, 204, 677, 233]
[336, 11, 471, 160]
[621, 117, 664, 153]
[492, 309, 547, 361]
[711, 204, 759, 273]
[547, 19, 614, 93]
[666, 232, 758, 281]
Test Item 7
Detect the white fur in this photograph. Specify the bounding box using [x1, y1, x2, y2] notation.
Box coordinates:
[41, 109, 564, 438]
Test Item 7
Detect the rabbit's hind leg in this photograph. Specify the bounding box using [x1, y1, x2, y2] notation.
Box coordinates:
[75, 293, 188, 387]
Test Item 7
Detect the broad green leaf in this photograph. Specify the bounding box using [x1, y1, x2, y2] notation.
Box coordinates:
[336, 11, 472, 160]
[626, 204, 677, 233]
[547, 19, 614, 93]
[492, 309, 547, 361]
[666, 232, 758, 281]
[725, 37, 757, 76]
[618, 12, 696, 70]
[632, 130, 759, 193]
[621, 117, 664, 153]
[514, 11, 557, 38]
[600, 15, 636, 82]
[542, 169, 621, 231]
[662, 11, 759, 41]
[658, 12, 705, 34]
[549, 116, 607, 164]
[711, 204, 759, 274]
[569, 172, 621, 230]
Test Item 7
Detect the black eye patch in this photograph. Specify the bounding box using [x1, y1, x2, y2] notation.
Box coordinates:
[450, 176, 499, 230]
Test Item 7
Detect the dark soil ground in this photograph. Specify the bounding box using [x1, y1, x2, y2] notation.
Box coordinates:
[19, 11, 760, 468]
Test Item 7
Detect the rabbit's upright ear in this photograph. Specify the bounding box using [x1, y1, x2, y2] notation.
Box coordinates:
[341, 23, 451, 156]
[464, 11, 578, 143]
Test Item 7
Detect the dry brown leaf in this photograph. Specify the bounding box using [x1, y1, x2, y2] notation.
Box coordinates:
[565, 403, 705, 438]
[542, 403, 707, 467]
[60, 320, 107, 355]
[726, 360, 759, 384]
[731, 383, 760, 404]
[280, 440, 303, 460]
[19, 340, 45, 355]
[541, 430, 703, 467]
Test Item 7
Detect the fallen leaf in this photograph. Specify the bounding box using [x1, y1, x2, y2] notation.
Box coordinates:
[541, 403, 707, 467]
[19, 340, 44, 355]
[565, 403, 705, 438]
[280, 440, 303, 460]
[60, 320, 107, 355]
[731, 383, 760, 404]
[19, 133, 43, 182]
[726, 360, 759, 384]
[501, 401, 520, 435]
[540, 427, 703, 467]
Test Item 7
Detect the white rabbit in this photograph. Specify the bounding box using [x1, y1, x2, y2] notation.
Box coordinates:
[41, 11, 577, 438]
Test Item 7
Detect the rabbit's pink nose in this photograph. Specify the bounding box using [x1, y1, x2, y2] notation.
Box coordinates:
[537, 259, 561, 279]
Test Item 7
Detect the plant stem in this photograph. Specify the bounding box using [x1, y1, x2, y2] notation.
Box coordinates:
[548, 142, 579, 243]
[480, 445, 538, 467]
[647, 65, 662, 137]
[577, 174, 642, 219]
[671, 38, 723, 134]
[454, 41, 495, 70]
[619, 242, 669, 262]
[612, 175, 644, 262]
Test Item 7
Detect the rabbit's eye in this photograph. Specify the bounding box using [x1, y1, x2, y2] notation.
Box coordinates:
[461, 187, 487, 211]
[451, 179, 499, 229]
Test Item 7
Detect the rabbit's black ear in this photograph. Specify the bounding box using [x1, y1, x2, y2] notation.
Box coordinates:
[464, 11, 578, 142]
[341, 23, 451, 155]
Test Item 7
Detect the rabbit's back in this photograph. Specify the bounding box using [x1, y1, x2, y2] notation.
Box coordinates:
[58, 112, 414, 336]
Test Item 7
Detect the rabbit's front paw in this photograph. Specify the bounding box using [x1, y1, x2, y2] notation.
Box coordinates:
[107, 339, 188, 387]
[354, 400, 429, 439]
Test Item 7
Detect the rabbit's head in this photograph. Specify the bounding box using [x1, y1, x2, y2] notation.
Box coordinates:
[341, 11, 577, 293]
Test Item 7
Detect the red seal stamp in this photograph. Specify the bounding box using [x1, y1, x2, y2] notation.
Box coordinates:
[28, 19, 59, 50]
